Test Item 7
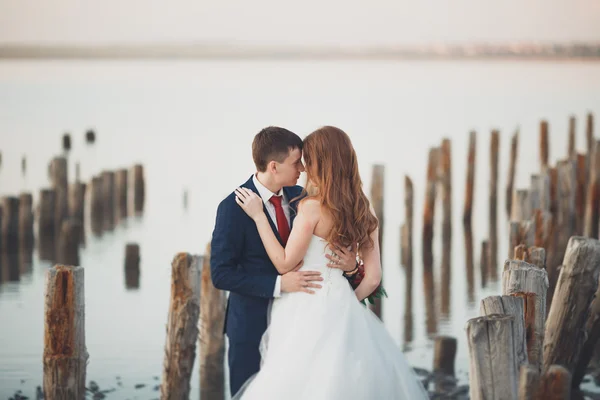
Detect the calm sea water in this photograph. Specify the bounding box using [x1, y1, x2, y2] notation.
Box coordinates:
[1, 59, 600, 399]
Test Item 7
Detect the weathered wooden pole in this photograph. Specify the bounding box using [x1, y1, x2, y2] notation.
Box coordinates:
[50, 157, 68, 237]
[115, 169, 128, 221]
[568, 115, 576, 159]
[200, 245, 227, 400]
[160, 253, 201, 400]
[423, 148, 438, 335]
[21, 155, 26, 175]
[502, 259, 548, 372]
[124, 243, 140, 289]
[43, 265, 88, 399]
[480, 240, 489, 287]
[85, 129, 96, 144]
[538, 365, 572, 400]
[514, 245, 546, 270]
[2, 196, 20, 253]
[506, 130, 519, 217]
[38, 189, 56, 260]
[518, 365, 540, 400]
[68, 182, 86, 233]
[480, 295, 528, 368]
[464, 224, 475, 302]
[439, 139, 452, 317]
[544, 236, 600, 376]
[102, 171, 115, 231]
[511, 189, 531, 222]
[463, 131, 476, 226]
[131, 164, 145, 214]
[89, 176, 103, 236]
[62, 133, 71, 151]
[402, 175, 414, 324]
[587, 113, 594, 155]
[57, 219, 81, 266]
[509, 220, 536, 258]
[370, 164, 384, 319]
[540, 120, 549, 171]
[575, 153, 587, 235]
[18, 193, 34, 248]
[433, 336, 457, 376]
[466, 314, 518, 400]
[584, 140, 600, 238]
[489, 130, 500, 280]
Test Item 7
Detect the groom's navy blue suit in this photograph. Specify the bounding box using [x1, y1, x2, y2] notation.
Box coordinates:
[210, 175, 304, 396]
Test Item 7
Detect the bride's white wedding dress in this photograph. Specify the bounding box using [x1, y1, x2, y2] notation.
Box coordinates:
[232, 235, 429, 399]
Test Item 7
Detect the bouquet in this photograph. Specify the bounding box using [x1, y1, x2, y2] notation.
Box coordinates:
[347, 258, 388, 305]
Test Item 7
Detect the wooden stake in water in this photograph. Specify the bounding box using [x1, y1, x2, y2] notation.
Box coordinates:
[568, 116, 576, 159]
[401, 175, 414, 324]
[50, 157, 68, 238]
[68, 182, 86, 237]
[2, 196, 19, 253]
[38, 189, 56, 260]
[480, 240, 489, 288]
[544, 236, 600, 375]
[575, 153, 587, 235]
[584, 140, 600, 237]
[102, 171, 116, 231]
[506, 129, 519, 216]
[518, 364, 540, 400]
[18, 192, 34, 248]
[115, 169, 128, 221]
[439, 139, 452, 316]
[132, 164, 145, 214]
[489, 130, 500, 280]
[43, 265, 88, 400]
[463, 131, 476, 226]
[369, 164, 384, 319]
[538, 365, 572, 399]
[423, 148, 439, 334]
[160, 253, 201, 400]
[540, 120, 549, 171]
[57, 219, 81, 266]
[90, 176, 103, 236]
[200, 244, 227, 400]
[124, 243, 140, 289]
[466, 314, 518, 400]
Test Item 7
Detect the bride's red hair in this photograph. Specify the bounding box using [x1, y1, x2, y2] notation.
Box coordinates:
[300, 126, 378, 250]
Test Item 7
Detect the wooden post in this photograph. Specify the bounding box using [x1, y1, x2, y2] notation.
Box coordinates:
[43, 265, 88, 399]
[131, 164, 145, 214]
[2, 196, 20, 253]
[463, 131, 476, 226]
[68, 182, 86, 231]
[85, 129, 96, 144]
[124, 243, 140, 289]
[18, 193, 34, 248]
[160, 253, 201, 400]
[102, 171, 115, 231]
[587, 113, 594, 155]
[466, 314, 518, 400]
[115, 169, 128, 221]
[575, 153, 588, 235]
[89, 176, 103, 236]
[57, 219, 81, 266]
[544, 236, 600, 375]
[584, 140, 600, 237]
[506, 130, 519, 217]
[50, 157, 68, 237]
[480, 240, 489, 287]
[200, 244, 226, 400]
[402, 176, 414, 324]
[480, 296, 528, 368]
[509, 220, 535, 258]
[370, 164, 384, 319]
[439, 139, 452, 316]
[573, 256, 600, 387]
[502, 259, 548, 372]
[539, 365, 572, 400]
[568, 116, 576, 159]
[38, 189, 56, 261]
[540, 120, 549, 171]
[518, 365, 540, 400]
[62, 133, 71, 151]
[511, 189, 531, 222]
[489, 130, 500, 280]
[514, 245, 546, 270]
[21, 155, 26, 175]
[433, 336, 457, 376]
[465, 224, 475, 302]
[423, 148, 438, 335]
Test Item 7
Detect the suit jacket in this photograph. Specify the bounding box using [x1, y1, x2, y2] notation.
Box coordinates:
[210, 175, 304, 344]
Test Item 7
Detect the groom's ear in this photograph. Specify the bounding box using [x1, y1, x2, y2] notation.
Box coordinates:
[267, 160, 278, 174]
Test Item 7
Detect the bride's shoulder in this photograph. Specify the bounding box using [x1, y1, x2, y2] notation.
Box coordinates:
[297, 197, 321, 216]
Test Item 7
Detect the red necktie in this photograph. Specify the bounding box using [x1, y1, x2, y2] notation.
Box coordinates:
[269, 195, 290, 246]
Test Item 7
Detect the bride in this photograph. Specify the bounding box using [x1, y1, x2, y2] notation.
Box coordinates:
[233, 126, 429, 399]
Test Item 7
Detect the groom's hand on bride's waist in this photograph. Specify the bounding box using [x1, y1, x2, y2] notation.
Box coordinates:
[281, 268, 323, 295]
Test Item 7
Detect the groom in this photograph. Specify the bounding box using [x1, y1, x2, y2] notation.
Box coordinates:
[210, 126, 358, 396]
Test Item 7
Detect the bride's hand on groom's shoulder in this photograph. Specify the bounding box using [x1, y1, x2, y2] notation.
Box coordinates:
[235, 187, 264, 221]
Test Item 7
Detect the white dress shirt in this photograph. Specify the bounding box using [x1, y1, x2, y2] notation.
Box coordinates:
[252, 174, 291, 297]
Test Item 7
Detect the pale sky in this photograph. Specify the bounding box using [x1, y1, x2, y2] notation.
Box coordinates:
[1, 0, 600, 46]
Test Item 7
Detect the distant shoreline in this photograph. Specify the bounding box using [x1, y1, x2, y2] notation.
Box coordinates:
[1, 43, 600, 62]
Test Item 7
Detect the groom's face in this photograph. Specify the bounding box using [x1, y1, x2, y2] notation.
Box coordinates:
[275, 147, 305, 187]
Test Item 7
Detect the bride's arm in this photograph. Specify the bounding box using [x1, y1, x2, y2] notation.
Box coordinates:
[354, 227, 382, 302]
[236, 188, 319, 274]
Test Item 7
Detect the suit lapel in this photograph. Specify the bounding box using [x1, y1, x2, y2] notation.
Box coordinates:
[284, 185, 304, 228]
[243, 176, 284, 246]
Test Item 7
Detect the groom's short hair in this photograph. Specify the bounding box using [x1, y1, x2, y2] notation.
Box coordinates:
[252, 126, 303, 172]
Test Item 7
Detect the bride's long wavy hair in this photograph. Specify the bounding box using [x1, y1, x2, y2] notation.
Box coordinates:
[300, 126, 378, 250]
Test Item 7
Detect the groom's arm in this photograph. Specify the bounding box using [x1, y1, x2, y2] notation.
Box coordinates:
[210, 197, 277, 298]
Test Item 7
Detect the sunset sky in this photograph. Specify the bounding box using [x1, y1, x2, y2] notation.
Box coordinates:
[1, 0, 600, 46]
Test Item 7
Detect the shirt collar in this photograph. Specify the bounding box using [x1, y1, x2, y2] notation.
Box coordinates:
[252, 174, 284, 204]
